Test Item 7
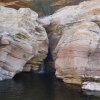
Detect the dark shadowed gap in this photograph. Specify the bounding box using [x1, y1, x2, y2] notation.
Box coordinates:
[30, 0, 55, 16]
[44, 47, 55, 73]
[35, 44, 55, 74]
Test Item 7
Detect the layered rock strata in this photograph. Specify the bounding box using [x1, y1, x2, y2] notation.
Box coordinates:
[52, 0, 88, 10]
[0, 6, 48, 80]
[40, 0, 100, 85]
[0, 0, 30, 9]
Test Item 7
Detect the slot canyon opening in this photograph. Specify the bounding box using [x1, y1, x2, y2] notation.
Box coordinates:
[35, 48, 55, 74]
[14, 47, 56, 77]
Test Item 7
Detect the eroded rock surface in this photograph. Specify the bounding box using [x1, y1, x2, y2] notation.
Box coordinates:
[40, 0, 100, 85]
[0, 0, 31, 9]
[55, 21, 100, 84]
[52, 0, 88, 10]
[0, 6, 48, 80]
[0, 0, 89, 16]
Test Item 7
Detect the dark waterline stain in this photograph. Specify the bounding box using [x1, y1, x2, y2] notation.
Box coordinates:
[0, 72, 99, 100]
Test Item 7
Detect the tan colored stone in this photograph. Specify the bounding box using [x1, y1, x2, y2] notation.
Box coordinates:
[55, 22, 100, 84]
[0, 6, 48, 80]
[40, 0, 100, 85]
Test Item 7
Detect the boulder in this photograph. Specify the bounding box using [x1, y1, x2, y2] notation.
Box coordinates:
[55, 21, 100, 84]
[0, 6, 48, 80]
[40, 0, 100, 84]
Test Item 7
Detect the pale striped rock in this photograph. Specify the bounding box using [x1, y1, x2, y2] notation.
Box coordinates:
[0, 6, 48, 80]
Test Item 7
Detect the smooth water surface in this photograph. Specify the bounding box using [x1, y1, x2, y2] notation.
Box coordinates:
[0, 73, 99, 100]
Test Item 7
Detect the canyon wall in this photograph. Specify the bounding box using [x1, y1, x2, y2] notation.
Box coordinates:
[52, 0, 88, 10]
[40, 0, 100, 85]
[0, 6, 48, 80]
[0, 0, 89, 16]
[0, 0, 31, 9]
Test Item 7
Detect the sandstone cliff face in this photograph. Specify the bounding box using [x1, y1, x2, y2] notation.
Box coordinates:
[40, 0, 100, 84]
[0, 6, 48, 80]
[55, 22, 100, 84]
[0, 0, 89, 16]
[52, 0, 88, 10]
[0, 0, 31, 9]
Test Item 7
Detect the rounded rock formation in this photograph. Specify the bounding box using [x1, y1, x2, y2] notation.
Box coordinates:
[40, 0, 100, 85]
[0, 6, 48, 80]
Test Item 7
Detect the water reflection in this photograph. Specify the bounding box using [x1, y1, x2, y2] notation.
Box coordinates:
[0, 73, 99, 100]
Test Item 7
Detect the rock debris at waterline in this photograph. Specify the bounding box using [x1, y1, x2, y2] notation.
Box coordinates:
[0, 6, 48, 80]
[82, 82, 100, 91]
